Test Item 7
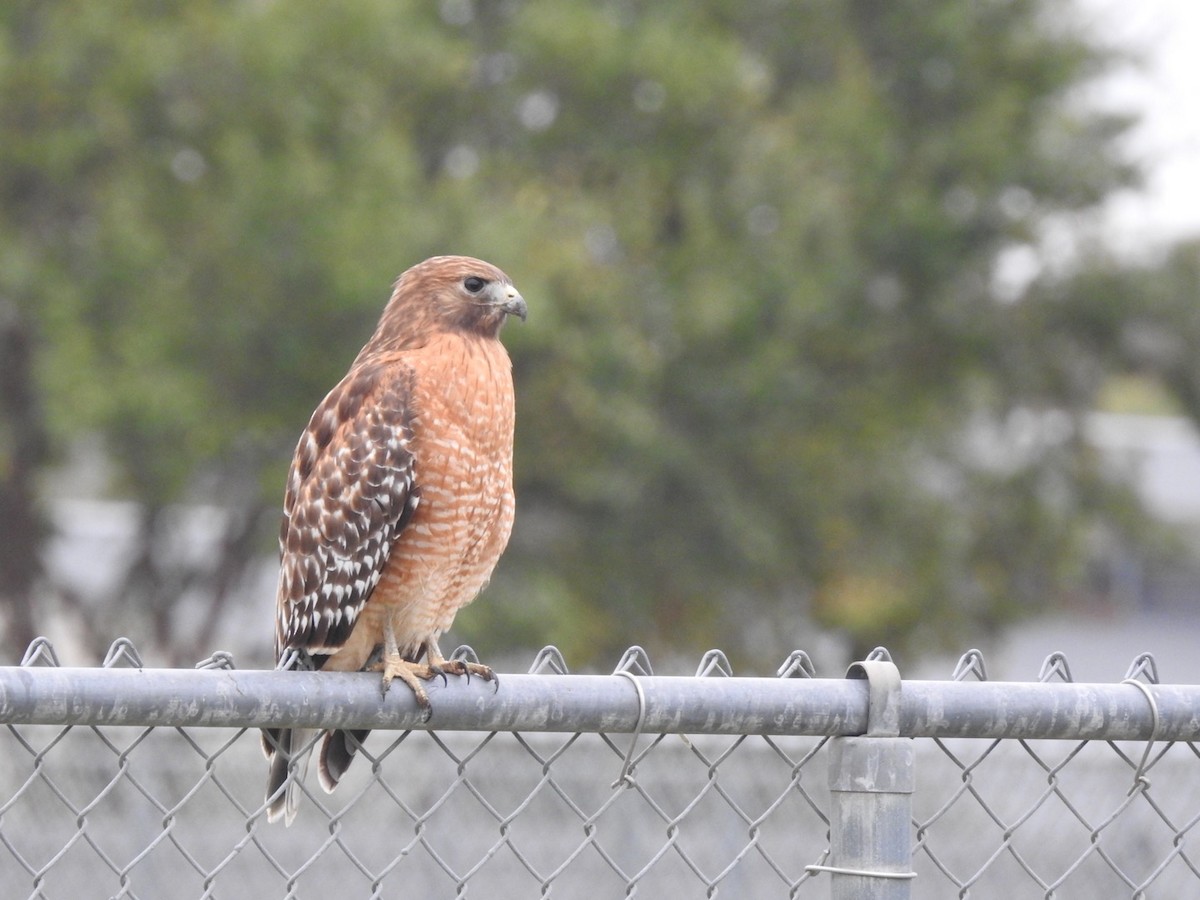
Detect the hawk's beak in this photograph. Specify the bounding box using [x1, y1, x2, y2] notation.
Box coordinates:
[498, 287, 528, 322]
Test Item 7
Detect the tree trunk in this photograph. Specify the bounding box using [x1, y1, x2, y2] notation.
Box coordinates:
[0, 300, 50, 658]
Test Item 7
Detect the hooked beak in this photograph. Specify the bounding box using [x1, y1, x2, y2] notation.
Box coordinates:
[495, 285, 528, 322]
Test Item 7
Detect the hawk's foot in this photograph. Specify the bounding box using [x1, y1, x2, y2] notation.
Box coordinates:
[369, 655, 434, 721]
[429, 657, 499, 691]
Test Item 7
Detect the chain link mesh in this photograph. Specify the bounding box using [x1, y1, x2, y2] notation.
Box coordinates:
[1, 641, 1198, 899]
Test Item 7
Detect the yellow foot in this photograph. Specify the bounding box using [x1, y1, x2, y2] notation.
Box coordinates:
[368, 652, 499, 721]
[428, 656, 499, 690]
[369, 655, 435, 719]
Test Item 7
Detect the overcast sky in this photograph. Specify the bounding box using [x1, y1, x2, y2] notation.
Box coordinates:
[1078, 0, 1200, 248]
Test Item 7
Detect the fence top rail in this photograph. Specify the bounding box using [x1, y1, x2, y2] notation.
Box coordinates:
[2, 662, 1198, 741]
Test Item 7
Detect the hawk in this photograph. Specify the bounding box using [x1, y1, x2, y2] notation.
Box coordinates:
[263, 255, 526, 824]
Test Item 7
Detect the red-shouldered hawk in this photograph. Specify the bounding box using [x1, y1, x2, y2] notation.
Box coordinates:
[263, 255, 526, 824]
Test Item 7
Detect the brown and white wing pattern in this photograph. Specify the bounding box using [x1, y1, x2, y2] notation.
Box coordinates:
[264, 364, 419, 824]
[274, 365, 420, 665]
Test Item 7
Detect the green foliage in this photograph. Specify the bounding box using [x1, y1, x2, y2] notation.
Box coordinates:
[0, 0, 1186, 666]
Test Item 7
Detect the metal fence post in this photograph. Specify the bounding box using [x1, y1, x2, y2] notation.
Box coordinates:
[820, 659, 915, 900]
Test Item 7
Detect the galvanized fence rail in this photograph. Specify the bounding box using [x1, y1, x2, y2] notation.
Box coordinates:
[1, 638, 1198, 899]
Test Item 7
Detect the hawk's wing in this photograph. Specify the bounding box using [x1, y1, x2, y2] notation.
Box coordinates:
[274, 363, 420, 664]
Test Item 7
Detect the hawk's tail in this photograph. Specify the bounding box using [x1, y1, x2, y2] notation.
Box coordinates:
[263, 727, 316, 826]
[318, 729, 372, 793]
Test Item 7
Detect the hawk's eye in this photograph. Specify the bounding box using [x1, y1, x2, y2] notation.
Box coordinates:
[463, 276, 486, 294]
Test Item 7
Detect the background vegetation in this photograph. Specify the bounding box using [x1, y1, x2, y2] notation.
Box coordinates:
[2, 0, 1197, 668]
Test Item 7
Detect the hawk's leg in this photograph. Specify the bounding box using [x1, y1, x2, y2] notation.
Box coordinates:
[368, 626, 499, 721]
[369, 619, 437, 719]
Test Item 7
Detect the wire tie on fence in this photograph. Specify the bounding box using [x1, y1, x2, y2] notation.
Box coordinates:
[804, 863, 917, 880]
[611, 670, 647, 789]
[1121, 677, 1161, 795]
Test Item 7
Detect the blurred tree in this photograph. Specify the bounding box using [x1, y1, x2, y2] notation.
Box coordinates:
[0, 301, 49, 656]
[0, 0, 1190, 667]
[1024, 241, 1200, 423]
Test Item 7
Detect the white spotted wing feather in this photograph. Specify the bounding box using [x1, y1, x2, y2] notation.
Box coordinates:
[274, 365, 420, 664]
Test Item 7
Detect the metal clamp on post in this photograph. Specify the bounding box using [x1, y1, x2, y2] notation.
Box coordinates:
[806, 654, 916, 897]
[846, 658, 903, 737]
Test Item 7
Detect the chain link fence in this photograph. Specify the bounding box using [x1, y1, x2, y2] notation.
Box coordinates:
[1, 638, 1198, 899]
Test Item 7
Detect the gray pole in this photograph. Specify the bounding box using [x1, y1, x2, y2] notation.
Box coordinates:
[816, 659, 915, 899]
[825, 736, 915, 900]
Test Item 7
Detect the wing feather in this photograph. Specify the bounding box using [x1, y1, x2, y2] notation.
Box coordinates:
[274, 364, 420, 663]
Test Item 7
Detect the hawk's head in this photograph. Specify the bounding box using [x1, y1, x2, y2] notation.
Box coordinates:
[370, 256, 527, 353]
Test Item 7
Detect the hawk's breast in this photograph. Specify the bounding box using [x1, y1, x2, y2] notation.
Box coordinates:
[368, 332, 516, 649]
